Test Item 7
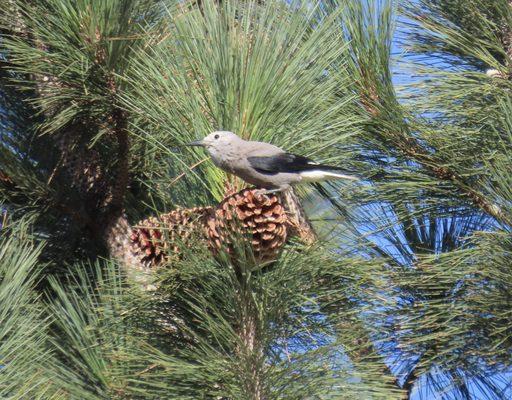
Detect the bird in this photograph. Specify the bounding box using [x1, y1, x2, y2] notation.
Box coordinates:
[187, 131, 358, 194]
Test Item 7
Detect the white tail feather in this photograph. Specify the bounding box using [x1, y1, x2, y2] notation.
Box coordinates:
[299, 170, 359, 182]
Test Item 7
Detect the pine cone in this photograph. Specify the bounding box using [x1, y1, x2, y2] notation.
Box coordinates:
[206, 189, 288, 262]
[130, 207, 213, 267]
[130, 189, 290, 267]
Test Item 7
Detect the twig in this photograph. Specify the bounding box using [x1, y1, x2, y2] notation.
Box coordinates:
[168, 157, 209, 187]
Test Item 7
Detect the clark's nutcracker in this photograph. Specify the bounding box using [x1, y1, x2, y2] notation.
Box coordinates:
[187, 131, 358, 194]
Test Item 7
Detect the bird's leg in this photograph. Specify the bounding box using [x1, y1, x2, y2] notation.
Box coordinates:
[253, 187, 286, 203]
[255, 188, 284, 196]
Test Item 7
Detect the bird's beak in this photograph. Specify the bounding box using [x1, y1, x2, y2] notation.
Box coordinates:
[185, 140, 205, 147]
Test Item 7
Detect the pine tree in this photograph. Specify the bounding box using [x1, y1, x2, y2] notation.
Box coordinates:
[0, 0, 511, 399]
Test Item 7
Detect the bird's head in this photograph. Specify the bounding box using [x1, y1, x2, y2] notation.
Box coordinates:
[186, 131, 241, 154]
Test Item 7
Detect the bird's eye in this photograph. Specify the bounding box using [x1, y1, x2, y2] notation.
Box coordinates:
[214, 134, 220, 139]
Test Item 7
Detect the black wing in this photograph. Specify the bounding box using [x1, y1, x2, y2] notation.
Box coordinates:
[248, 153, 334, 175]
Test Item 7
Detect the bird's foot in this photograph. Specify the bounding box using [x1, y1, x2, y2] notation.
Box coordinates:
[253, 188, 281, 202]
[255, 188, 276, 195]
[255, 188, 283, 196]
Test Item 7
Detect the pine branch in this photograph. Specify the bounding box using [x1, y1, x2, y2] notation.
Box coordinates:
[279, 188, 317, 244]
[236, 289, 265, 400]
[354, 47, 511, 226]
[393, 2, 512, 227]
[1, 0, 152, 271]
[344, 317, 407, 397]
[341, 0, 512, 228]
[385, 122, 511, 227]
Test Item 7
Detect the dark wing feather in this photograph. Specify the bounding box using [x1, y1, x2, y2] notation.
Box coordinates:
[248, 153, 341, 175]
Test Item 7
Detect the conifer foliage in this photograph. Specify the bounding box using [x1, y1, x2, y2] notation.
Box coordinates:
[0, 0, 511, 399]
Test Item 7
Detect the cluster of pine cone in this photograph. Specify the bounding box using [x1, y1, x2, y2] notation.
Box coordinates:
[130, 189, 289, 267]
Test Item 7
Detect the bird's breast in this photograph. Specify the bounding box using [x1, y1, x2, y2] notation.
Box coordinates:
[211, 153, 235, 173]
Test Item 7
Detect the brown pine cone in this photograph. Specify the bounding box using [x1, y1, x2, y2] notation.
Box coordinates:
[130, 189, 291, 268]
[206, 189, 288, 262]
[130, 207, 213, 267]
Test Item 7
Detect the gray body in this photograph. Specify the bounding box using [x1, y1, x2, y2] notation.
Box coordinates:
[188, 131, 357, 192]
[209, 137, 301, 190]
